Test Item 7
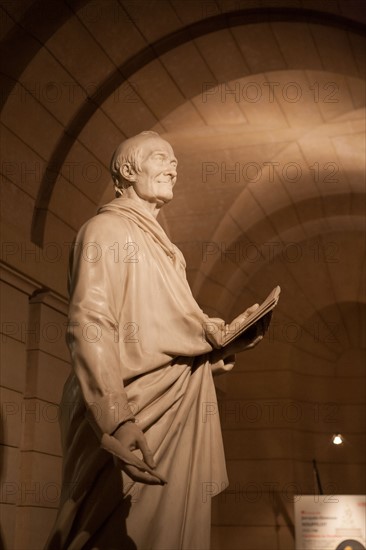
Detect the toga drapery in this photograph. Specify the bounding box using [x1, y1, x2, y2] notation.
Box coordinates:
[45, 197, 234, 550]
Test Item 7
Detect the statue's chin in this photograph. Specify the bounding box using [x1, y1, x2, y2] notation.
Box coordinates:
[156, 193, 173, 206]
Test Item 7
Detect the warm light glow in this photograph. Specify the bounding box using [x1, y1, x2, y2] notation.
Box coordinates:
[332, 434, 344, 445]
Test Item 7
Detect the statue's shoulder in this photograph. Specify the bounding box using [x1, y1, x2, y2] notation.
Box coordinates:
[76, 209, 130, 244]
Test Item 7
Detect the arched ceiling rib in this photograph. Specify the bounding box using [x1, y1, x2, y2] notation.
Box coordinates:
[2, 2, 365, 112]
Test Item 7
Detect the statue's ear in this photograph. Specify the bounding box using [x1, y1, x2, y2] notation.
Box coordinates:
[120, 162, 137, 182]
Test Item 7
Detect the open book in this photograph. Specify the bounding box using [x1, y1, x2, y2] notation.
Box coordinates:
[206, 286, 281, 348]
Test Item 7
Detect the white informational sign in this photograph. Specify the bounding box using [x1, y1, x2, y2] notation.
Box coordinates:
[295, 495, 366, 550]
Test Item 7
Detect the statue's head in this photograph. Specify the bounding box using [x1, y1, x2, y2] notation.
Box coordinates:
[110, 131, 178, 206]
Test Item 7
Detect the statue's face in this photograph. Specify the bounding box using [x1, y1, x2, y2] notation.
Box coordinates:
[133, 137, 178, 206]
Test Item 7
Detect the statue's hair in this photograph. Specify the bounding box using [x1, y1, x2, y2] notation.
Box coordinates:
[110, 131, 160, 196]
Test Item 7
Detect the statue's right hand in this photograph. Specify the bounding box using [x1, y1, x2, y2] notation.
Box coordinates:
[101, 422, 167, 486]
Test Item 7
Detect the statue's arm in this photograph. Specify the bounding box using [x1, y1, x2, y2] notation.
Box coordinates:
[67, 217, 134, 439]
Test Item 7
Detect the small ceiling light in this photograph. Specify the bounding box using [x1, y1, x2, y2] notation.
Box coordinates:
[332, 434, 344, 445]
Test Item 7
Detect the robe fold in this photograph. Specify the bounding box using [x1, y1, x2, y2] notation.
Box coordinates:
[45, 198, 234, 550]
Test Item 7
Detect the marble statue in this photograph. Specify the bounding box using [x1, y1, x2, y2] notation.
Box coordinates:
[45, 131, 270, 549]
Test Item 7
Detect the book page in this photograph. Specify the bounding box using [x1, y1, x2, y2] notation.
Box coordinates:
[222, 286, 281, 347]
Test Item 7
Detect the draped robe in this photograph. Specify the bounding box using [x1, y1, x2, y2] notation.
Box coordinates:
[45, 198, 234, 550]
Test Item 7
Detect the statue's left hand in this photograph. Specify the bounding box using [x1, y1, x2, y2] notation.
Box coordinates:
[223, 310, 272, 357]
[101, 422, 167, 485]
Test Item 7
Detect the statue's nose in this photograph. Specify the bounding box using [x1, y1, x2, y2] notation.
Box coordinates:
[165, 165, 177, 178]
